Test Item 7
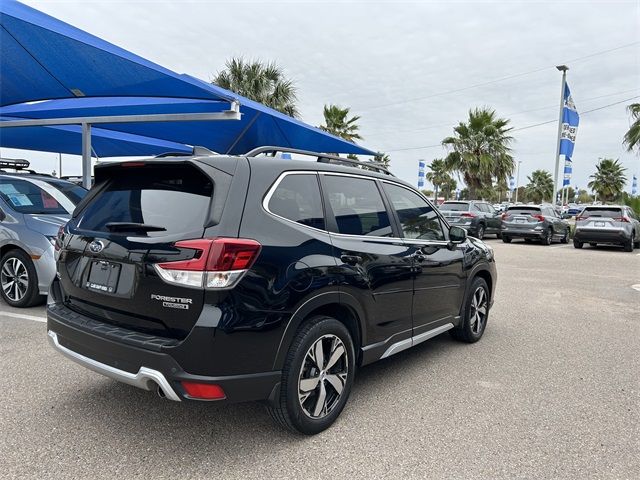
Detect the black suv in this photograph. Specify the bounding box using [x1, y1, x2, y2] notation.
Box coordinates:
[47, 147, 497, 434]
[438, 200, 502, 239]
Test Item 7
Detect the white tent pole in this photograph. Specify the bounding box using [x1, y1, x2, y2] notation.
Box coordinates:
[82, 123, 92, 189]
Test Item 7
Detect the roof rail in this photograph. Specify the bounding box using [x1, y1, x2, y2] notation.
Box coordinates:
[0, 157, 30, 170]
[244, 146, 393, 176]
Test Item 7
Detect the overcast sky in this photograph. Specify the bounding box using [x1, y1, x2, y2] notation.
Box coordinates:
[6, 0, 640, 194]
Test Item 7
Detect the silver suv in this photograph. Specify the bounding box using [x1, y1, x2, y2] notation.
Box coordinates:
[574, 205, 640, 252]
[0, 170, 87, 307]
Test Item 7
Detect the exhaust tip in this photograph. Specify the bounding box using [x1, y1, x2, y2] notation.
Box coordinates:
[156, 384, 166, 398]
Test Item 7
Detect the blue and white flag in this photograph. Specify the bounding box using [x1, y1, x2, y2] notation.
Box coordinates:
[633, 174, 638, 196]
[560, 83, 579, 187]
[418, 160, 425, 188]
[509, 176, 515, 191]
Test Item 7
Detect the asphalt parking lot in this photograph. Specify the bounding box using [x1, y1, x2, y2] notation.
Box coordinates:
[1, 240, 638, 479]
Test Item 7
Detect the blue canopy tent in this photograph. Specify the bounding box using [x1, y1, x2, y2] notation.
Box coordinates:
[0, 1, 375, 187]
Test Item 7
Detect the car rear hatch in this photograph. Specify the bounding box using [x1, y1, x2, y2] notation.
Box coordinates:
[57, 159, 241, 340]
[576, 207, 624, 230]
[502, 207, 544, 227]
[439, 202, 473, 224]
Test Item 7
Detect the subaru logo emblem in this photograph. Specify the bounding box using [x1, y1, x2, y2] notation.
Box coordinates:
[88, 240, 104, 254]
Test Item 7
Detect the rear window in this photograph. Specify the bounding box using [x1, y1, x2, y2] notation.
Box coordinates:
[440, 202, 469, 211]
[581, 208, 622, 218]
[507, 206, 541, 215]
[44, 179, 88, 205]
[0, 178, 69, 214]
[77, 165, 213, 236]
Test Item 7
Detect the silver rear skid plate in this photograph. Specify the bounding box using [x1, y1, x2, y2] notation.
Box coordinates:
[47, 330, 181, 401]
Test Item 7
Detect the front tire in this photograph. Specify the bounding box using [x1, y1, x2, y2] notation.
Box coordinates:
[561, 231, 569, 244]
[450, 277, 490, 343]
[267, 316, 355, 435]
[0, 249, 43, 308]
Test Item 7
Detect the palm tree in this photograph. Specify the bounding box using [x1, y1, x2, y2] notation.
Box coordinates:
[372, 152, 391, 168]
[624, 103, 640, 154]
[442, 107, 514, 199]
[213, 58, 299, 117]
[320, 105, 362, 143]
[441, 176, 457, 200]
[526, 169, 554, 203]
[588, 158, 627, 202]
[425, 158, 453, 202]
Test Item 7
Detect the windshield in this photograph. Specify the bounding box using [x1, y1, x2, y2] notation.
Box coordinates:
[440, 202, 469, 211]
[0, 177, 73, 214]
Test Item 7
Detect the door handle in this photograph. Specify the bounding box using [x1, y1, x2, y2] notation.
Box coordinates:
[340, 254, 362, 265]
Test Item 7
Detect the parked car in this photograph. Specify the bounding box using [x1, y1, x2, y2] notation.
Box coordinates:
[438, 200, 502, 239]
[573, 205, 640, 252]
[0, 171, 87, 306]
[566, 203, 583, 216]
[47, 147, 497, 434]
[501, 204, 570, 245]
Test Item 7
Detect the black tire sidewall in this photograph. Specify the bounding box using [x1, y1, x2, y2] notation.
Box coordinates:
[282, 317, 355, 435]
[0, 249, 40, 308]
[455, 277, 490, 343]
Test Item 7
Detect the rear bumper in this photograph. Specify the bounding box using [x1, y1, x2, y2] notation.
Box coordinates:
[500, 227, 544, 239]
[46, 302, 281, 404]
[574, 228, 631, 244]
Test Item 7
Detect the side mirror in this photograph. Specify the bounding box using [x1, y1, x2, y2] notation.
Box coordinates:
[448, 226, 467, 248]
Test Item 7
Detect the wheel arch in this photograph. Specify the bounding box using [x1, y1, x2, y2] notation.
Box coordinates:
[272, 291, 366, 370]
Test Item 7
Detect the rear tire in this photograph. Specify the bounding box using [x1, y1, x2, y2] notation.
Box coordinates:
[541, 229, 553, 245]
[561, 231, 569, 244]
[502, 236, 512, 243]
[450, 277, 490, 343]
[476, 224, 485, 240]
[623, 237, 634, 252]
[267, 316, 355, 435]
[0, 249, 43, 308]
[573, 239, 583, 249]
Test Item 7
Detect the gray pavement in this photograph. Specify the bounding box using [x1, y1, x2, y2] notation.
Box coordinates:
[1, 240, 638, 479]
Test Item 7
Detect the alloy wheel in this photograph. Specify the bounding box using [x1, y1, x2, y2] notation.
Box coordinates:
[298, 334, 348, 419]
[469, 286, 488, 335]
[1, 257, 29, 302]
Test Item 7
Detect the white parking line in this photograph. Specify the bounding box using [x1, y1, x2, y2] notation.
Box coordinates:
[0, 311, 46, 323]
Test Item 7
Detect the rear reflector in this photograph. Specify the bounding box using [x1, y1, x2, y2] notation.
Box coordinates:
[181, 381, 226, 400]
[154, 237, 261, 289]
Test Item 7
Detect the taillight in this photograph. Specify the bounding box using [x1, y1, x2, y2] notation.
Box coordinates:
[461, 212, 477, 218]
[154, 238, 261, 289]
[501, 213, 509, 220]
[532, 214, 545, 222]
[181, 381, 226, 400]
[576, 216, 585, 221]
[614, 217, 630, 223]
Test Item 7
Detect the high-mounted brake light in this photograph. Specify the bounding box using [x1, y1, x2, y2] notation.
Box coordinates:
[154, 238, 261, 289]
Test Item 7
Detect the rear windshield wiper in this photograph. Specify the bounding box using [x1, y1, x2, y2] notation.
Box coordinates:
[105, 222, 167, 233]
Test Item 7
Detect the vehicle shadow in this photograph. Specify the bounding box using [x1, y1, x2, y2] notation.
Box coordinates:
[48, 334, 459, 457]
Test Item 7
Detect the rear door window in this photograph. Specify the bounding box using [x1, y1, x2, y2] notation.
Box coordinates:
[322, 175, 392, 237]
[268, 173, 325, 230]
[383, 183, 445, 241]
[581, 208, 622, 218]
[77, 165, 213, 237]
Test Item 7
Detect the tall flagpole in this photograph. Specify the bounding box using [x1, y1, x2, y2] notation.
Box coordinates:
[552, 65, 568, 206]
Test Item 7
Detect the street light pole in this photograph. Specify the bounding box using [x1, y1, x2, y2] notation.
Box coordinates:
[514, 160, 522, 203]
[552, 65, 568, 207]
